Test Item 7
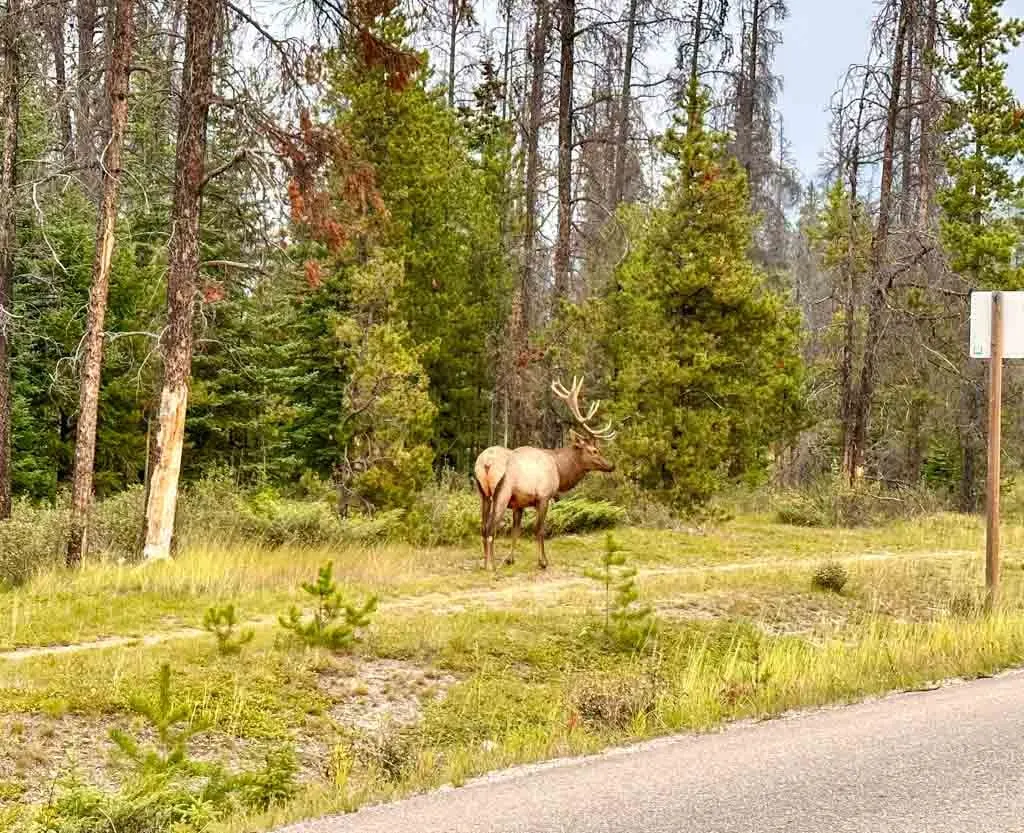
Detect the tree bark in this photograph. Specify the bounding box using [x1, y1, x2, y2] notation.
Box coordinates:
[738, 0, 759, 180]
[447, 0, 458, 107]
[553, 0, 574, 302]
[142, 0, 217, 560]
[686, 0, 704, 135]
[0, 0, 20, 521]
[898, 0, 915, 226]
[521, 0, 548, 328]
[847, 0, 910, 482]
[49, 3, 73, 163]
[611, 0, 637, 206]
[67, 0, 136, 567]
[916, 0, 937, 229]
[75, 0, 98, 176]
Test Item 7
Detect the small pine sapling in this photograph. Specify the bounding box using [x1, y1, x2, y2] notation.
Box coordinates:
[203, 604, 255, 655]
[585, 534, 656, 650]
[110, 663, 209, 776]
[279, 561, 378, 650]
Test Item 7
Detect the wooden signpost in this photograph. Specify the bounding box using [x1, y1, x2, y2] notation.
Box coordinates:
[970, 291, 1024, 602]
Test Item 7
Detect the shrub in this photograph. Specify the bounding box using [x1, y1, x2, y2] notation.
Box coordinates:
[811, 561, 849, 594]
[0, 499, 66, 587]
[774, 478, 938, 528]
[89, 486, 144, 558]
[202, 605, 255, 656]
[569, 672, 658, 731]
[535, 496, 627, 537]
[949, 588, 983, 618]
[279, 561, 378, 650]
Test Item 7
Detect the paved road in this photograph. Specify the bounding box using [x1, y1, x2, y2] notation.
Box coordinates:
[279, 671, 1024, 833]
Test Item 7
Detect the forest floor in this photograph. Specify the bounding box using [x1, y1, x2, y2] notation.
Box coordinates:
[6, 511, 1024, 830]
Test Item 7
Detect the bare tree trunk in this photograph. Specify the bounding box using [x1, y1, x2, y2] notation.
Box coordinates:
[611, 0, 637, 206]
[839, 88, 866, 480]
[916, 0, 937, 230]
[142, 0, 217, 560]
[75, 0, 98, 177]
[447, 0, 458, 107]
[738, 0, 759, 180]
[553, 0, 574, 302]
[847, 0, 910, 481]
[67, 0, 136, 567]
[521, 0, 548, 328]
[686, 0, 705, 135]
[898, 0, 915, 226]
[49, 4, 74, 163]
[0, 0, 19, 521]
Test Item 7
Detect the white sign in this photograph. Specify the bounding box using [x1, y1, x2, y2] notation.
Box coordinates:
[970, 291, 1024, 359]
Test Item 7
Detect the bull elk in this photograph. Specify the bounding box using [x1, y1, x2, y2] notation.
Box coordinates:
[473, 377, 617, 571]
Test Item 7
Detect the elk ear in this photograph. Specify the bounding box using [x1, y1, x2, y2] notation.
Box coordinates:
[570, 429, 587, 448]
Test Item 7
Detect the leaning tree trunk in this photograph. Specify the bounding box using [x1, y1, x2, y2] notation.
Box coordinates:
[142, 0, 216, 560]
[553, 0, 575, 303]
[67, 0, 136, 567]
[0, 0, 20, 521]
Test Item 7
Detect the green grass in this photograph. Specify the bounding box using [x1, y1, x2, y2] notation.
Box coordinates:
[6, 510, 1024, 832]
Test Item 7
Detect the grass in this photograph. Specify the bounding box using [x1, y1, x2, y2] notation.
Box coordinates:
[6, 509, 1024, 831]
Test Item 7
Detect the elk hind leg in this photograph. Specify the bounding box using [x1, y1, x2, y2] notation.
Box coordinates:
[476, 481, 492, 569]
[534, 499, 550, 570]
[485, 483, 512, 573]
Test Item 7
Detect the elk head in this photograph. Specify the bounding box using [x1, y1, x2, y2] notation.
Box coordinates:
[552, 376, 617, 473]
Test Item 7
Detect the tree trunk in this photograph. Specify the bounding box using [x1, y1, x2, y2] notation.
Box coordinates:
[611, 0, 637, 206]
[142, 0, 217, 560]
[67, 0, 136, 567]
[686, 0, 705, 135]
[838, 87, 866, 480]
[553, 0, 574, 303]
[447, 0, 458, 107]
[916, 0, 937, 229]
[847, 0, 910, 481]
[0, 0, 19, 521]
[739, 0, 759, 180]
[521, 0, 548, 328]
[898, 0, 915, 226]
[49, 4, 74, 163]
[75, 0, 98, 176]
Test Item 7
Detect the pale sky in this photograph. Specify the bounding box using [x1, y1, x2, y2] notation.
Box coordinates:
[776, 0, 1024, 179]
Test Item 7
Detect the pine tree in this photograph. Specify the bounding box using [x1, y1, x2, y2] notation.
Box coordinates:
[601, 103, 806, 509]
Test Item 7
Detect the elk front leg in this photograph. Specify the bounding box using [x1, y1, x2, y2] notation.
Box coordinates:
[506, 508, 523, 566]
[534, 499, 549, 569]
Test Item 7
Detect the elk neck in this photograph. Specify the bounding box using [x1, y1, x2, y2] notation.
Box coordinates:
[552, 446, 588, 493]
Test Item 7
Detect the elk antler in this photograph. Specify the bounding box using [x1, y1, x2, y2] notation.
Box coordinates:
[551, 376, 617, 440]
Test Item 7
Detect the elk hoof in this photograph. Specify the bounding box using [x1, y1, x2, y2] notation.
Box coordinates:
[504, 555, 515, 566]
[538, 561, 548, 570]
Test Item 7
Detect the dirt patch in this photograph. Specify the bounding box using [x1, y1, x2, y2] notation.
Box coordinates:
[318, 658, 458, 736]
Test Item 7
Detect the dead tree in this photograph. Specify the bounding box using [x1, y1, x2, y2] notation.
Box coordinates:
[67, 0, 137, 566]
[142, 0, 218, 560]
[0, 0, 20, 521]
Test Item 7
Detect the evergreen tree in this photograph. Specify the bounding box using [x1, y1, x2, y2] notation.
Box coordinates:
[600, 106, 806, 509]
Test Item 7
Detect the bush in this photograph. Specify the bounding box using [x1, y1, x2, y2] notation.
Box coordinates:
[0, 499, 66, 587]
[774, 478, 939, 528]
[811, 561, 849, 594]
[569, 672, 658, 731]
[534, 496, 627, 537]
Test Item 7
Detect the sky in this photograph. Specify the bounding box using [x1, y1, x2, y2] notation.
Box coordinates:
[776, 0, 1024, 179]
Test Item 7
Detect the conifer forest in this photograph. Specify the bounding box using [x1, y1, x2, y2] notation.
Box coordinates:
[0, 0, 1020, 554]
